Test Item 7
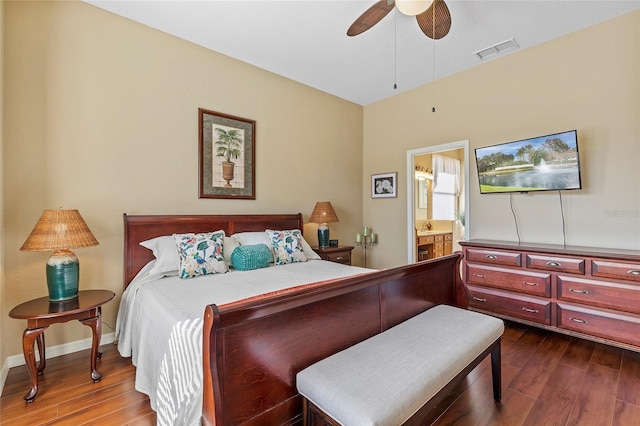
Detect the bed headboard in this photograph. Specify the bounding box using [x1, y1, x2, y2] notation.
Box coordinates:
[123, 213, 304, 288]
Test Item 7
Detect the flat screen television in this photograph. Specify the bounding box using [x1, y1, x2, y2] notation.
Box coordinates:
[475, 130, 582, 194]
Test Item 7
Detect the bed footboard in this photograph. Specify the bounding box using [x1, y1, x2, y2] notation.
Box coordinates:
[202, 253, 465, 425]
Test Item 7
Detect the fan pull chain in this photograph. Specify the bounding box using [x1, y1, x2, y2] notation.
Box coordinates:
[432, 2, 436, 112]
[394, 9, 398, 90]
[432, 41, 436, 112]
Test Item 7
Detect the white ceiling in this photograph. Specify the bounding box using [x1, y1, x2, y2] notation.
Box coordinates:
[84, 0, 640, 106]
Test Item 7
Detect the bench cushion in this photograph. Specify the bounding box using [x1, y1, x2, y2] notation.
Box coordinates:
[296, 305, 504, 426]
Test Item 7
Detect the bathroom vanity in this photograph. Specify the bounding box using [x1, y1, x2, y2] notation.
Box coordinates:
[416, 231, 453, 261]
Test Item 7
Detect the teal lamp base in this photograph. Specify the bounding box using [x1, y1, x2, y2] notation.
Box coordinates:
[318, 223, 330, 248]
[46, 250, 79, 301]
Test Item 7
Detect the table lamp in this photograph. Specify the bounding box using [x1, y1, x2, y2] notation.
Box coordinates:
[309, 202, 339, 248]
[20, 209, 99, 301]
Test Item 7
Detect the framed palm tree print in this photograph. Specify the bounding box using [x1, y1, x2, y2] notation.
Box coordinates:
[199, 108, 255, 199]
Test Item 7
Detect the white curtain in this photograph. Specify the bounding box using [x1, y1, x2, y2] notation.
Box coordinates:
[432, 155, 460, 220]
[433, 154, 460, 195]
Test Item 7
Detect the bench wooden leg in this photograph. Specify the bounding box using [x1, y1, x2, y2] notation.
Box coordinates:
[303, 397, 342, 426]
[490, 337, 501, 402]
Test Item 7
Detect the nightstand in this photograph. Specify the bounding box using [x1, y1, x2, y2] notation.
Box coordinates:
[312, 245, 354, 265]
[8, 289, 115, 402]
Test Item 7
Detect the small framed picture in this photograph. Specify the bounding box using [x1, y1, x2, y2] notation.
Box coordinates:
[371, 172, 397, 198]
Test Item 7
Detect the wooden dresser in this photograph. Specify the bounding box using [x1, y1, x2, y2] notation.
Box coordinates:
[460, 239, 640, 352]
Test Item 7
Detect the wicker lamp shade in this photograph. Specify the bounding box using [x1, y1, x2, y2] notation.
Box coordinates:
[309, 202, 339, 224]
[309, 202, 339, 248]
[21, 210, 99, 252]
[21, 209, 98, 301]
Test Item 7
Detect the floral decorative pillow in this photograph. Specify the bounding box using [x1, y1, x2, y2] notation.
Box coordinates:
[173, 231, 228, 278]
[266, 229, 308, 265]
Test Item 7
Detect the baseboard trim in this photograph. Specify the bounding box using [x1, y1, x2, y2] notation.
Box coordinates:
[0, 332, 116, 397]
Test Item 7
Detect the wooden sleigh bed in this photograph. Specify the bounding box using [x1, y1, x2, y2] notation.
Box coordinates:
[122, 213, 466, 426]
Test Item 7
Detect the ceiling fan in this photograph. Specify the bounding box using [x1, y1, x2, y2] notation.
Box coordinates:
[347, 0, 452, 40]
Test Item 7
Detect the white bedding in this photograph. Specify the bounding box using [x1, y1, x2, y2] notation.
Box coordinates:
[115, 259, 372, 426]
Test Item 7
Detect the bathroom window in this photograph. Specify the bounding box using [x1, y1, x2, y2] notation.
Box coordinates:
[432, 155, 460, 221]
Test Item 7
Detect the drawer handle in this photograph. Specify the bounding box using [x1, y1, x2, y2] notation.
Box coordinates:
[522, 307, 539, 313]
[473, 273, 487, 279]
[486, 254, 498, 260]
[546, 261, 561, 267]
[522, 281, 539, 287]
[472, 297, 487, 302]
[569, 288, 589, 294]
[335, 256, 343, 260]
[628, 270, 640, 276]
[569, 317, 588, 324]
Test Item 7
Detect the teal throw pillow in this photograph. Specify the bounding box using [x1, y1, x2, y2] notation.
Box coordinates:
[231, 244, 273, 271]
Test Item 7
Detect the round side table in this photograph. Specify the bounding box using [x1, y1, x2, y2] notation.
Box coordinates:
[9, 289, 115, 402]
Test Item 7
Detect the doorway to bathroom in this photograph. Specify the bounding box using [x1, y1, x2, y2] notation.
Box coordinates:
[406, 140, 470, 263]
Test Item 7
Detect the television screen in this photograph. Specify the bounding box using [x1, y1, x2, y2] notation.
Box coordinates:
[475, 130, 582, 194]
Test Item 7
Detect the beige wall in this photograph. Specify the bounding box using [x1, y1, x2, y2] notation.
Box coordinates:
[2, 1, 363, 359]
[364, 10, 640, 269]
[1, 0, 6, 373]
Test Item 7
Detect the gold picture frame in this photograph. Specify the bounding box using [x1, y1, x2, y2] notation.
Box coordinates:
[198, 108, 255, 199]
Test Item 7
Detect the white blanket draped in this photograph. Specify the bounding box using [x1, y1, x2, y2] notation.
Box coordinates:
[115, 260, 372, 426]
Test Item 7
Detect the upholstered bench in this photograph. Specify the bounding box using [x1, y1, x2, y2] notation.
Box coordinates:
[296, 305, 504, 426]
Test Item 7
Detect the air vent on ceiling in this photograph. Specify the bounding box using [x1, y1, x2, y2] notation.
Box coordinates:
[474, 38, 520, 61]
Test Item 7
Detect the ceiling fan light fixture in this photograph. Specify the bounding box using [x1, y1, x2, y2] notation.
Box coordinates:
[396, 0, 432, 16]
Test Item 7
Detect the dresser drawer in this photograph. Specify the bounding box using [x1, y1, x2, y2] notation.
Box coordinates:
[435, 234, 444, 243]
[467, 285, 551, 325]
[324, 252, 351, 265]
[526, 254, 585, 275]
[467, 264, 551, 297]
[444, 233, 452, 241]
[313, 246, 353, 266]
[557, 303, 640, 347]
[557, 276, 640, 314]
[444, 241, 452, 255]
[465, 248, 522, 267]
[592, 259, 640, 283]
[418, 235, 435, 245]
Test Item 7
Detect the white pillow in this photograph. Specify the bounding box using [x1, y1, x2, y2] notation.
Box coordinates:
[139, 235, 179, 277]
[300, 237, 321, 260]
[223, 236, 240, 266]
[140, 234, 241, 275]
[231, 231, 272, 247]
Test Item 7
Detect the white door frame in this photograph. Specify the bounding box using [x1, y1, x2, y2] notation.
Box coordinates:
[406, 140, 470, 263]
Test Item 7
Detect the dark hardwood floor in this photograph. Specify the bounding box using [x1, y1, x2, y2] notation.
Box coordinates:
[2, 322, 640, 425]
[0, 343, 156, 425]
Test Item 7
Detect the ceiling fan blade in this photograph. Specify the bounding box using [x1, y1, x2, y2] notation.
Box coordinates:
[347, 0, 395, 36]
[416, 0, 451, 40]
